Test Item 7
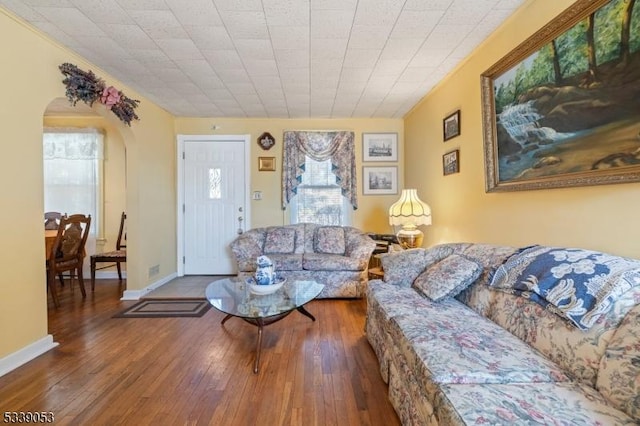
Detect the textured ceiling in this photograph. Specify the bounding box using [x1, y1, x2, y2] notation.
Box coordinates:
[1, 0, 525, 118]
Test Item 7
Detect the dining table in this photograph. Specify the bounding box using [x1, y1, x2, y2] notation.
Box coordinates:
[45, 229, 57, 259]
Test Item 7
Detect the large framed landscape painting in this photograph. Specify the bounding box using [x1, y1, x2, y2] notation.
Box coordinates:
[482, 0, 640, 192]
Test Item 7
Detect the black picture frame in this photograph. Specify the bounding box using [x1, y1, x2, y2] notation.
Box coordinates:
[443, 110, 461, 141]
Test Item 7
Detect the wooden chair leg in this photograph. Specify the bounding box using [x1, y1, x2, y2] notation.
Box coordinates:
[90, 257, 96, 292]
[48, 269, 60, 308]
[77, 267, 87, 298]
[116, 262, 123, 281]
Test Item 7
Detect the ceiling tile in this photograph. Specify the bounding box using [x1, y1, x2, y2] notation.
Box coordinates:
[98, 24, 157, 50]
[32, 7, 107, 37]
[275, 49, 309, 69]
[166, 0, 223, 26]
[234, 39, 275, 61]
[390, 10, 444, 39]
[263, 0, 310, 26]
[22, 0, 73, 6]
[343, 48, 380, 68]
[115, 0, 169, 11]
[214, 0, 262, 11]
[348, 25, 392, 49]
[243, 59, 279, 76]
[311, 0, 357, 10]
[0, 2, 39, 23]
[219, 11, 269, 39]
[185, 26, 234, 50]
[70, 0, 133, 25]
[128, 10, 189, 39]
[311, 9, 354, 39]
[156, 39, 204, 60]
[353, 0, 404, 27]
[269, 26, 309, 50]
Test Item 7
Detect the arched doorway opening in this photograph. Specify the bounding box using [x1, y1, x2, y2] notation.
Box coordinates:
[42, 97, 134, 309]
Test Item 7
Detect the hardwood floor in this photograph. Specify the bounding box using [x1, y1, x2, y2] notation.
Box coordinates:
[0, 279, 400, 425]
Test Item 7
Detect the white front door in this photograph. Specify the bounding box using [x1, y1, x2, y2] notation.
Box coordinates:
[181, 136, 248, 275]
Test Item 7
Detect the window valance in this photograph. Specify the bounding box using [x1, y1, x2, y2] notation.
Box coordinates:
[282, 131, 357, 210]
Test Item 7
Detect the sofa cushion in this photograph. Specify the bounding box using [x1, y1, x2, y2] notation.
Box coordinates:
[597, 303, 640, 421]
[266, 254, 302, 271]
[391, 309, 570, 387]
[302, 253, 363, 271]
[434, 382, 635, 426]
[314, 226, 346, 254]
[413, 254, 482, 301]
[381, 247, 453, 288]
[263, 227, 296, 254]
[490, 245, 640, 330]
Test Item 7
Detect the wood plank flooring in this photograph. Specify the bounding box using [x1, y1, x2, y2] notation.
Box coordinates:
[0, 279, 400, 425]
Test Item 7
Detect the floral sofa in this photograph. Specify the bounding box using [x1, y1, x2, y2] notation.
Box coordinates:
[230, 223, 376, 298]
[366, 243, 640, 425]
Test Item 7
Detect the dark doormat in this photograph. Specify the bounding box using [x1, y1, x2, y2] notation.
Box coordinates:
[113, 298, 211, 318]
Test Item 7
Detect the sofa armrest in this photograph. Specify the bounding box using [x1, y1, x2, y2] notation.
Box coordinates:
[229, 229, 265, 266]
[345, 228, 376, 268]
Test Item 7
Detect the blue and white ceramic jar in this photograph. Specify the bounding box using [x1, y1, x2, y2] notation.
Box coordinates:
[254, 255, 275, 285]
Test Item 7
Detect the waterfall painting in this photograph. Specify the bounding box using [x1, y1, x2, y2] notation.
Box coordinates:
[481, 0, 640, 192]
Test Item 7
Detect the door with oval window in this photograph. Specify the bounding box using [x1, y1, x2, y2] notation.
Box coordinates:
[182, 136, 248, 275]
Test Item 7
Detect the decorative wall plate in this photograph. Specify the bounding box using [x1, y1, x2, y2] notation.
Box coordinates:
[257, 132, 275, 150]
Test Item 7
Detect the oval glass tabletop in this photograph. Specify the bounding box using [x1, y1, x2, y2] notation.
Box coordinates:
[205, 277, 324, 319]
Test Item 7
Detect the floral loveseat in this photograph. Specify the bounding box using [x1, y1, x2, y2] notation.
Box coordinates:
[230, 223, 376, 298]
[366, 243, 640, 425]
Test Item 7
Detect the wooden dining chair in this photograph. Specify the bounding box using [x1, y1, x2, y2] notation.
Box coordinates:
[90, 212, 126, 291]
[47, 214, 91, 308]
[44, 211, 63, 230]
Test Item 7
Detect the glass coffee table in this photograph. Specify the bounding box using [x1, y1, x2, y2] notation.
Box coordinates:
[205, 277, 324, 373]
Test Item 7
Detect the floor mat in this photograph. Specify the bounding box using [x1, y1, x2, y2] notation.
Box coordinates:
[113, 298, 211, 318]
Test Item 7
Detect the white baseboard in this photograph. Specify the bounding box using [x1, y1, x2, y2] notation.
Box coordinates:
[0, 335, 58, 378]
[95, 271, 127, 280]
[121, 272, 178, 300]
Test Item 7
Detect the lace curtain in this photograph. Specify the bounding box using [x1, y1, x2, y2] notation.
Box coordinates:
[282, 131, 357, 210]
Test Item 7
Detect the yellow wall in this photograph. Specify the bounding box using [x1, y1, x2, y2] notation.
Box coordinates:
[175, 118, 404, 233]
[0, 9, 176, 359]
[404, 0, 640, 259]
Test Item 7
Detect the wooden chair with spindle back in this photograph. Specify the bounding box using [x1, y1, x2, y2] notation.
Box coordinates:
[90, 212, 126, 291]
[47, 214, 91, 308]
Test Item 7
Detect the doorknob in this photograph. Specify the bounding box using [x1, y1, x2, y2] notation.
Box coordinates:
[237, 215, 244, 235]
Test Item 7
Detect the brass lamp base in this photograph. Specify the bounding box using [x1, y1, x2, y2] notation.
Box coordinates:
[397, 228, 424, 249]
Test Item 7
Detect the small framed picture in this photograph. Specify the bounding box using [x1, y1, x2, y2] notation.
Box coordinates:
[443, 150, 460, 175]
[363, 166, 398, 195]
[443, 110, 461, 141]
[362, 133, 398, 162]
[258, 157, 276, 171]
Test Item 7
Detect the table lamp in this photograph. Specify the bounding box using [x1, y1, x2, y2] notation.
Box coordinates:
[388, 189, 431, 249]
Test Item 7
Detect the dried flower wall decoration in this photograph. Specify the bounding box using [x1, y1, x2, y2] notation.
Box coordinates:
[59, 63, 140, 126]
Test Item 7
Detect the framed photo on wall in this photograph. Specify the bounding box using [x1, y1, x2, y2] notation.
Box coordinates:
[443, 150, 460, 176]
[363, 166, 398, 195]
[443, 110, 461, 141]
[362, 133, 398, 162]
[258, 157, 275, 171]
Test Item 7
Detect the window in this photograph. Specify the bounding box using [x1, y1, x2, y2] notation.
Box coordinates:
[43, 129, 103, 238]
[290, 156, 351, 226]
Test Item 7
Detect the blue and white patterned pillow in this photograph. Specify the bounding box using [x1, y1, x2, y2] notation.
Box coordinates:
[490, 245, 640, 330]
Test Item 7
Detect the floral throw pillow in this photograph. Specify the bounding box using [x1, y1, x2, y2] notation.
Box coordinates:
[413, 254, 482, 301]
[314, 226, 346, 255]
[263, 227, 297, 254]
